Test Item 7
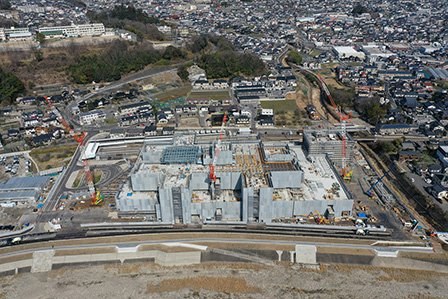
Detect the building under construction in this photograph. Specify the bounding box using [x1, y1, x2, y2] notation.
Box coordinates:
[302, 129, 355, 168]
[116, 134, 353, 224]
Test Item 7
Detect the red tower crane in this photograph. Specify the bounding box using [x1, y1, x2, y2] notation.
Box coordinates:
[74, 132, 103, 205]
[44, 96, 102, 205]
[209, 113, 228, 182]
[316, 74, 351, 177]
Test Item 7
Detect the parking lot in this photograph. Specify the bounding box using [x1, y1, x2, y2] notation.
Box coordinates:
[0, 154, 33, 180]
[404, 164, 448, 212]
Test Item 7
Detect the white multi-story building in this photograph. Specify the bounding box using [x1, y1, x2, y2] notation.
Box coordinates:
[38, 23, 106, 39]
[4, 27, 32, 41]
[79, 110, 106, 126]
[157, 25, 172, 35]
[16, 5, 45, 13]
[261, 109, 274, 116]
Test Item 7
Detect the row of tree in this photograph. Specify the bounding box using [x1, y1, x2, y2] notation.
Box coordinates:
[0, 0, 11, 10]
[87, 5, 164, 41]
[197, 51, 265, 78]
[0, 68, 25, 105]
[68, 41, 185, 84]
[328, 86, 356, 110]
[186, 34, 265, 79]
[187, 34, 235, 53]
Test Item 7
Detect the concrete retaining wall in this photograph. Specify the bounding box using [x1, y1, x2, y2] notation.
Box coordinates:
[0, 249, 201, 275]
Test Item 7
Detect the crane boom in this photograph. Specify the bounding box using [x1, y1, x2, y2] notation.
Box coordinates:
[209, 113, 228, 182]
[365, 171, 390, 197]
[74, 132, 102, 205]
[316, 73, 350, 174]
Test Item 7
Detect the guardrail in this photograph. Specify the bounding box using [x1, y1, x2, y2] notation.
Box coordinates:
[0, 224, 34, 240]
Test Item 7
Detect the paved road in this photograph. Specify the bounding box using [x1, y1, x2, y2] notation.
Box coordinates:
[0, 234, 433, 259]
[39, 131, 101, 215]
[82, 67, 177, 101]
[63, 66, 179, 128]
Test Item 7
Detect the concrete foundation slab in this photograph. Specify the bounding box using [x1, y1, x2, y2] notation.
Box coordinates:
[295, 245, 317, 265]
[31, 250, 55, 273]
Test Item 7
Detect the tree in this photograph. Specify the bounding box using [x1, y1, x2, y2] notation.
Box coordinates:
[359, 99, 388, 125]
[0, 68, 25, 105]
[188, 35, 209, 53]
[162, 46, 185, 60]
[34, 50, 44, 62]
[67, 41, 163, 84]
[352, 3, 369, 15]
[110, 5, 159, 24]
[87, 5, 163, 41]
[328, 86, 356, 109]
[286, 50, 302, 65]
[0, 0, 11, 10]
[197, 50, 265, 79]
[36, 32, 46, 44]
[177, 64, 189, 81]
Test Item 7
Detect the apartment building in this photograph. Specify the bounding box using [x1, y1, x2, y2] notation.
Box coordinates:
[79, 110, 106, 126]
[38, 23, 106, 39]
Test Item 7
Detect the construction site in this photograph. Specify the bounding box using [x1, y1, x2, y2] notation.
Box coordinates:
[116, 132, 353, 224]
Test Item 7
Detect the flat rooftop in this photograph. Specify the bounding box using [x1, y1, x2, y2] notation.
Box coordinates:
[290, 146, 348, 201]
[305, 131, 343, 143]
[0, 176, 50, 191]
[115, 135, 352, 223]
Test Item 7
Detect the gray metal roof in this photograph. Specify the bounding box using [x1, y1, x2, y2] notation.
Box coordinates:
[117, 197, 153, 212]
[0, 176, 50, 191]
[189, 172, 209, 190]
[141, 151, 163, 163]
[269, 171, 303, 189]
[0, 190, 38, 201]
[258, 187, 273, 223]
[216, 172, 243, 190]
[131, 172, 164, 191]
[265, 153, 294, 162]
[159, 188, 174, 223]
[215, 150, 235, 165]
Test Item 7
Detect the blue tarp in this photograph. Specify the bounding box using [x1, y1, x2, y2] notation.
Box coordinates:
[357, 212, 367, 218]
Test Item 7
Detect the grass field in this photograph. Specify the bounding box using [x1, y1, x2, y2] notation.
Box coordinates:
[261, 100, 308, 126]
[30, 143, 77, 170]
[317, 65, 349, 89]
[436, 80, 448, 89]
[154, 85, 192, 101]
[72, 169, 102, 188]
[188, 90, 231, 101]
[309, 49, 322, 57]
[260, 100, 299, 113]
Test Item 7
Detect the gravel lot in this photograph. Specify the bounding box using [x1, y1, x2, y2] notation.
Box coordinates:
[1, 262, 447, 299]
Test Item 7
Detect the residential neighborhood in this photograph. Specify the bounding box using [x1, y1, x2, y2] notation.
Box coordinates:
[0, 1, 447, 295]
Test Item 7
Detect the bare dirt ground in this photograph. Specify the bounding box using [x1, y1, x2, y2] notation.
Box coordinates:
[1, 262, 447, 299]
[29, 144, 78, 171]
[179, 116, 200, 127]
